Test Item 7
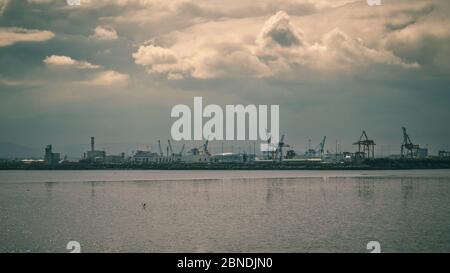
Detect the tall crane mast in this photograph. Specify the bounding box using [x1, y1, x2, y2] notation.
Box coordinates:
[157, 140, 163, 156]
[203, 140, 210, 156]
[266, 130, 273, 160]
[168, 140, 174, 156]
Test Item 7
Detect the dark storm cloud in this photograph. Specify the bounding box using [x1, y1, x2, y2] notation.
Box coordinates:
[0, 0, 125, 36]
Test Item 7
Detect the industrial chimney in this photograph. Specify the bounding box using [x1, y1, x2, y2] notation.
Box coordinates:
[91, 137, 95, 152]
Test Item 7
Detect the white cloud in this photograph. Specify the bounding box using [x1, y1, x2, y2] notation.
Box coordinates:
[91, 25, 118, 40]
[133, 9, 418, 80]
[132, 45, 193, 80]
[43, 56, 130, 87]
[257, 11, 304, 48]
[0, 78, 26, 86]
[43, 55, 101, 69]
[82, 70, 130, 86]
[0, 77, 45, 87]
[133, 45, 178, 66]
[254, 11, 419, 73]
[0, 27, 54, 47]
[190, 48, 272, 79]
[316, 28, 419, 69]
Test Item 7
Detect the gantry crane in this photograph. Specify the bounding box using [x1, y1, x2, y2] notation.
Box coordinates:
[353, 131, 375, 159]
[401, 127, 420, 158]
[274, 134, 290, 162]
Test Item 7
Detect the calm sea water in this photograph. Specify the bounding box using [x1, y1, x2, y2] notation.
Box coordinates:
[1, 170, 450, 253]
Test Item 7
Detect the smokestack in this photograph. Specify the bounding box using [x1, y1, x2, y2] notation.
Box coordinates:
[91, 137, 95, 152]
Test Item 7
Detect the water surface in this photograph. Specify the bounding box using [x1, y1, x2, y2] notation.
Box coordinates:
[1, 170, 449, 252]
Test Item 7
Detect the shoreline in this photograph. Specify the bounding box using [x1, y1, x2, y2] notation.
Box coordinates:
[2, 158, 450, 171]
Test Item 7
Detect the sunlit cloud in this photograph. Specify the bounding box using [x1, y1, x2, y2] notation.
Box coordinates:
[81, 70, 130, 86]
[43, 55, 101, 69]
[0, 27, 54, 47]
[90, 25, 118, 41]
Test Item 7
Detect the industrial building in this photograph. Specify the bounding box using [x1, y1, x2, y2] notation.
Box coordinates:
[82, 137, 126, 164]
[417, 148, 429, 159]
[105, 153, 126, 164]
[85, 137, 106, 162]
[131, 140, 213, 164]
[211, 153, 253, 163]
[439, 151, 450, 159]
[132, 150, 159, 164]
[44, 145, 60, 165]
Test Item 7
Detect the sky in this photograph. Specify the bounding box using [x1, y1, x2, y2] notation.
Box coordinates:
[0, 0, 449, 157]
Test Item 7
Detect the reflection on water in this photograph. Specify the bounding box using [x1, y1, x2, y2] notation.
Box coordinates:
[1, 170, 450, 253]
[357, 178, 375, 201]
[401, 178, 414, 207]
[90, 181, 95, 200]
[45, 182, 55, 193]
[265, 178, 285, 206]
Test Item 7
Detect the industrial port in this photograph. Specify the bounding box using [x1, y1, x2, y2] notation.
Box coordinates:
[1, 127, 450, 170]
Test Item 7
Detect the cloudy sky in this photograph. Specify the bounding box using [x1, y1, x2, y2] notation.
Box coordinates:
[0, 0, 449, 156]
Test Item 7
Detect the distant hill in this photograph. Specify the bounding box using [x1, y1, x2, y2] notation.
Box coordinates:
[0, 142, 42, 159]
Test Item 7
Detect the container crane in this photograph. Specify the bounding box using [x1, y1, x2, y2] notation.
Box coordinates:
[318, 136, 326, 156]
[274, 134, 290, 162]
[401, 127, 419, 158]
[353, 130, 375, 159]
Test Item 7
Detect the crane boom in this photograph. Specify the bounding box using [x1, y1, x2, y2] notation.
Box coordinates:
[402, 127, 412, 145]
[362, 131, 369, 141]
[180, 144, 185, 155]
[275, 134, 289, 162]
[319, 136, 326, 155]
[168, 140, 174, 155]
